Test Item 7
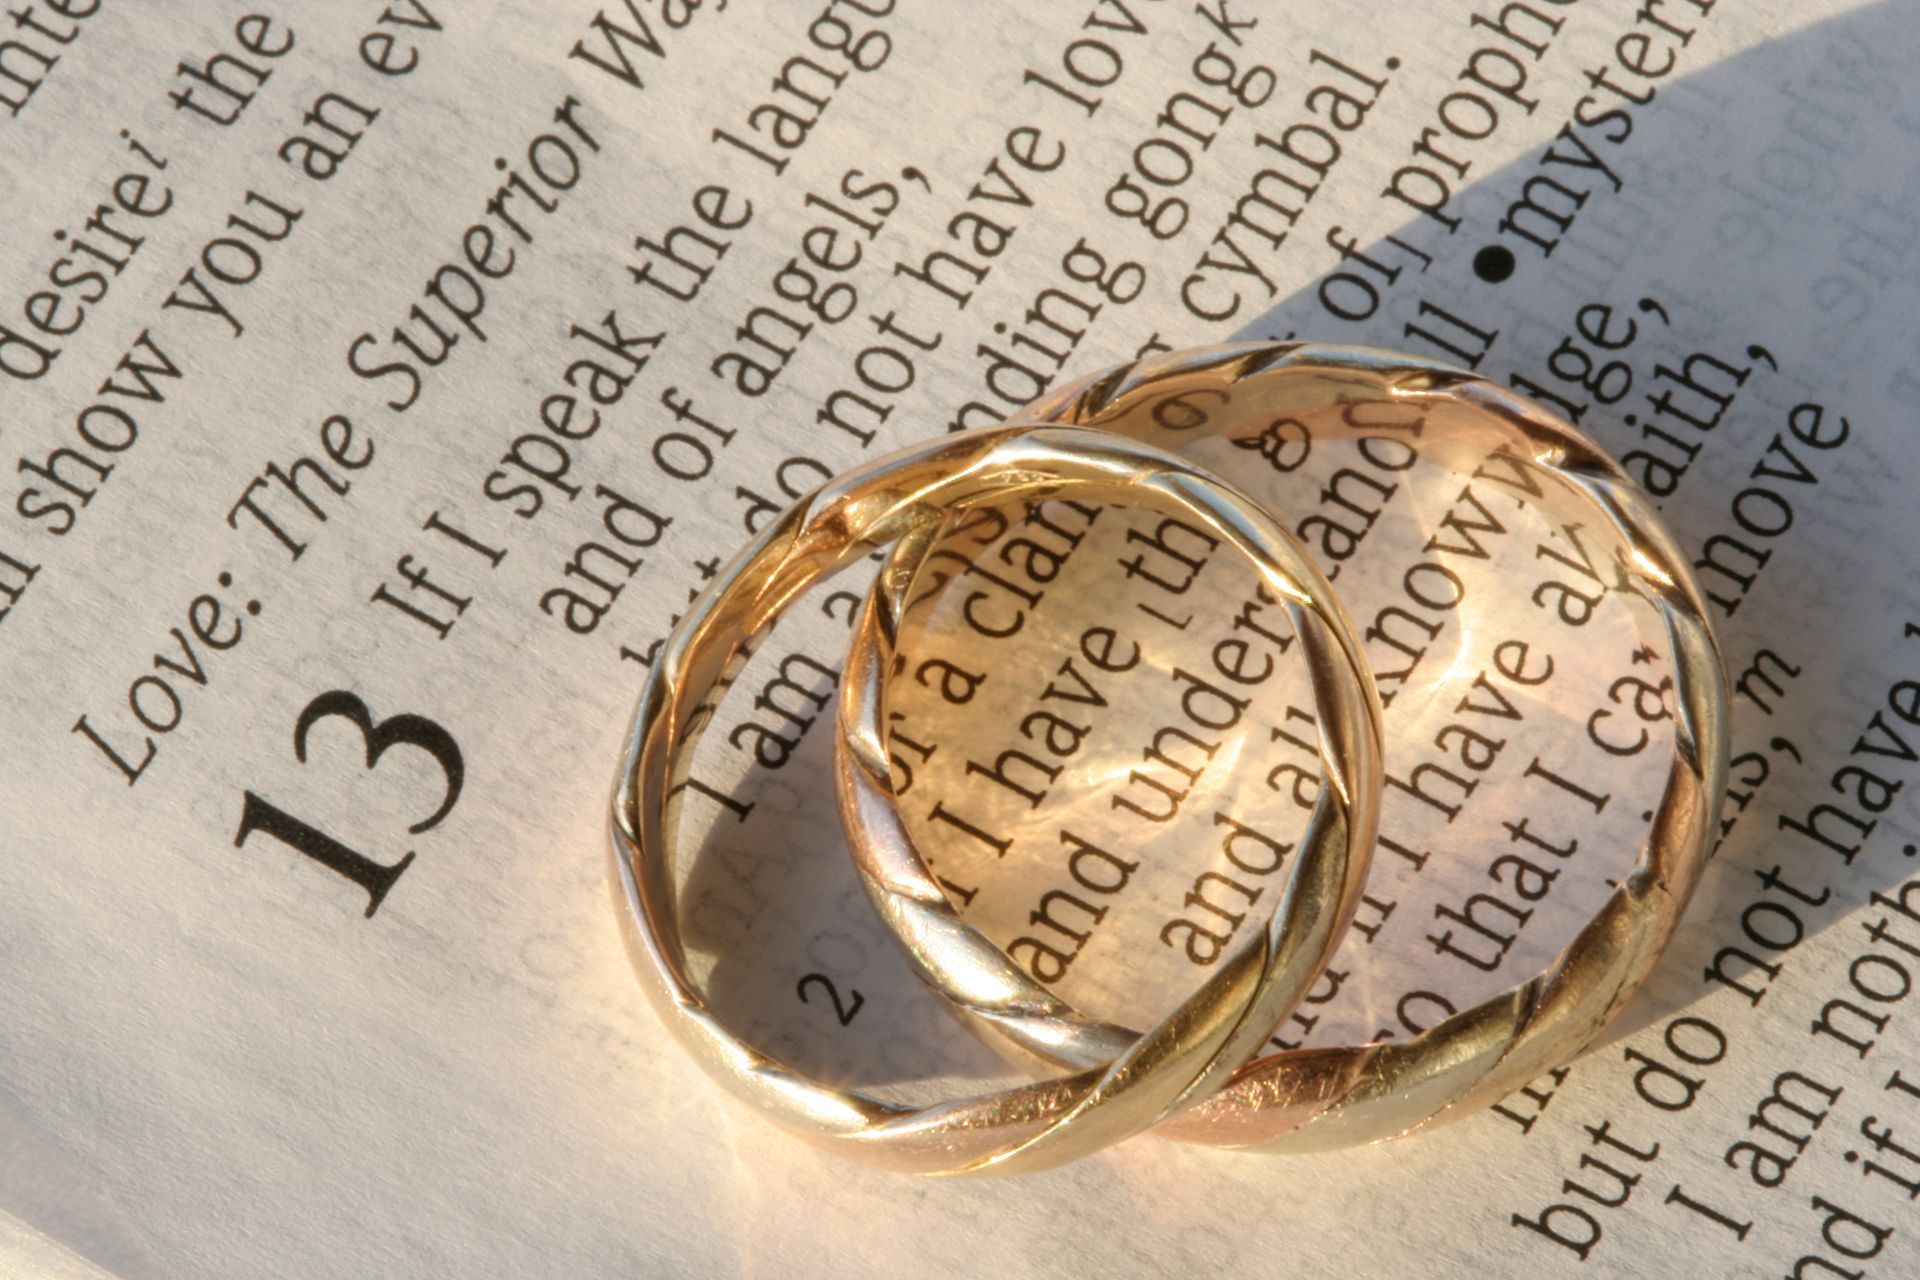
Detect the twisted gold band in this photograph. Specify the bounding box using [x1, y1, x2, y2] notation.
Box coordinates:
[609, 423, 1384, 1175]
[836, 342, 1730, 1153]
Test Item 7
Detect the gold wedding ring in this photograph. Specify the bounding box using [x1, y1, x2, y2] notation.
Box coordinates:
[834, 342, 1730, 1154]
[608, 421, 1384, 1175]
[607, 340, 1729, 1173]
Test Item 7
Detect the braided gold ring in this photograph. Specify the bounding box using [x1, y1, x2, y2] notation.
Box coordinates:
[836, 342, 1729, 1153]
[610, 421, 1383, 1175]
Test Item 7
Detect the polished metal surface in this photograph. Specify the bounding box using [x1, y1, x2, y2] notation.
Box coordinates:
[835, 342, 1730, 1154]
[609, 421, 1384, 1175]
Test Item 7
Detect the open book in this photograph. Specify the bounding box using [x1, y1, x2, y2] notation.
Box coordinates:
[3, 0, 1917, 1274]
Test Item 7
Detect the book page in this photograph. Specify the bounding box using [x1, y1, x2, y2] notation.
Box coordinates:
[2, 0, 1917, 1275]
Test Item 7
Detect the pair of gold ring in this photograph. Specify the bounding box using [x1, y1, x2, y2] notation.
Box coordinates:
[608, 342, 1729, 1177]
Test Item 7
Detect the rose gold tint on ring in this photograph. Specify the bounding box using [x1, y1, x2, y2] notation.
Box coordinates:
[835, 342, 1729, 1153]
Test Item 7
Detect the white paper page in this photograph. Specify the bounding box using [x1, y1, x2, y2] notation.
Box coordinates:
[2, 1, 1917, 1276]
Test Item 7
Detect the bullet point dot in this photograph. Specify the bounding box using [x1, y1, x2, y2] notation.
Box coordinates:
[1473, 245, 1515, 283]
